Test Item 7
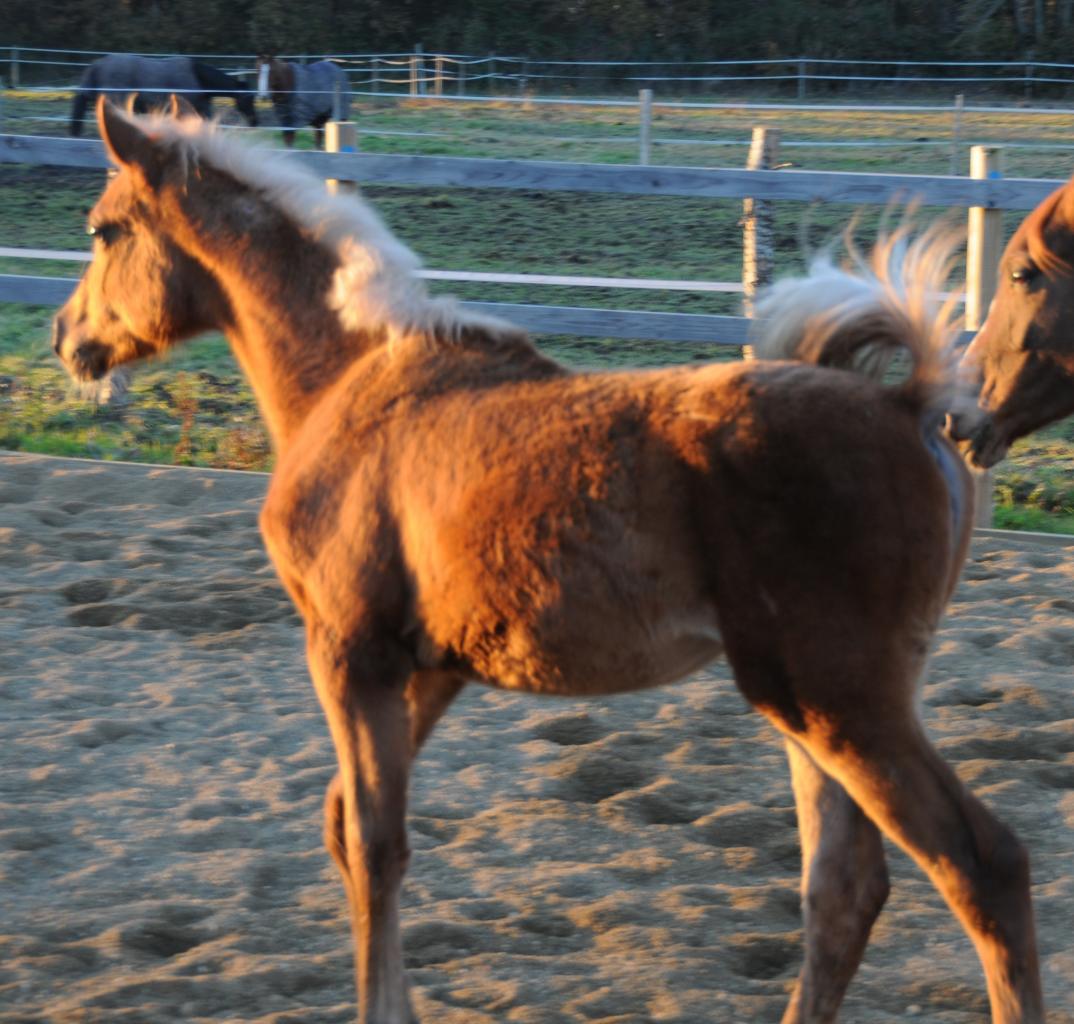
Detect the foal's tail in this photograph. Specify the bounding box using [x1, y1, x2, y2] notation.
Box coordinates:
[749, 221, 965, 421]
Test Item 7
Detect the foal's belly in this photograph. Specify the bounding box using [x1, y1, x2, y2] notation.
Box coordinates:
[465, 605, 726, 697]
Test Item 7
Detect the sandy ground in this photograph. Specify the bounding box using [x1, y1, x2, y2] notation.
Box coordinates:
[2, 450, 1073, 1024]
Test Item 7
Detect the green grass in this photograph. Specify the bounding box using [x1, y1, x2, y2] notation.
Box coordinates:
[2, 95, 1073, 532]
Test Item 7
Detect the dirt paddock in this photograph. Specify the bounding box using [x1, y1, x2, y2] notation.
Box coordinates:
[2, 452, 1073, 1023]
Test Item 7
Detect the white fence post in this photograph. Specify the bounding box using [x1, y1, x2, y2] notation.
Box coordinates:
[638, 88, 653, 166]
[966, 144, 1004, 528]
[742, 126, 781, 359]
[325, 120, 358, 195]
[950, 93, 964, 176]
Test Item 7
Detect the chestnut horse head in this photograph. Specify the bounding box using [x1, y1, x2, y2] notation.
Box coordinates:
[53, 95, 516, 441]
[52, 100, 230, 384]
[949, 179, 1074, 467]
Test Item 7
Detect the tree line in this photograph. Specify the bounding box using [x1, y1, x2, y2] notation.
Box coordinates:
[4, 0, 1071, 67]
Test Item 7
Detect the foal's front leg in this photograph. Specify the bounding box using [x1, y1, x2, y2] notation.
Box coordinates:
[307, 622, 420, 1024]
[782, 740, 889, 1024]
[324, 669, 466, 906]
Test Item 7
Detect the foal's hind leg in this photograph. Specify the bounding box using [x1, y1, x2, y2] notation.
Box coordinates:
[782, 740, 889, 1024]
[803, 714, 1043, 1024]
[748, 658, 1044, 1024]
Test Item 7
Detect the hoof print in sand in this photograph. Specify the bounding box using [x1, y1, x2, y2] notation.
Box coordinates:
[403, 920, 487, 968]
[551, 747, 648, 803]
[531, 712, 607, 747]
[604, 781, 705, 826]
[728, 933, 799, 980]
[119, 916, 208, 958]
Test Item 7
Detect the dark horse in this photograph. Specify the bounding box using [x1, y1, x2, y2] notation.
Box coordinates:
[69, 54, 257, 136]
[51, 99, 1044, 1023]
[255, 55, 350, 148]
[950, 175, 1074, 467]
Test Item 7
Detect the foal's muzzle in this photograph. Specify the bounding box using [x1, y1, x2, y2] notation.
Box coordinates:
[52, 311, 112, 381]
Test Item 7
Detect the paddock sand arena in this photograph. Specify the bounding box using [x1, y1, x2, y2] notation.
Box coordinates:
[2, 450, 1073, 1024]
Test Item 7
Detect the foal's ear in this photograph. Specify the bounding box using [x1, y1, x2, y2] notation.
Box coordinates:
[97, 96, 166, 188]
[168, 93, 200, 120]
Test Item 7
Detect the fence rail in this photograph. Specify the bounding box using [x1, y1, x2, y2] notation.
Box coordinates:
[0, 133, 1012, 348]
[0, 134, 1062, 209]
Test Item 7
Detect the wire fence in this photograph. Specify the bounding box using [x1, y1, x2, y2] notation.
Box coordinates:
[6, 45, 1074, 181]
[11, 45, 1074, 101]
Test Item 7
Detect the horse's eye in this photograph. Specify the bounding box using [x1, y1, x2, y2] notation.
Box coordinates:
[1010, 263, 1039, 284]
[88, 223, 121, 247]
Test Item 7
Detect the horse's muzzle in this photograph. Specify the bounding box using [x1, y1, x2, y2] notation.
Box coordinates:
[947, 410, 1008, 470]
[53, 322, 112, 383]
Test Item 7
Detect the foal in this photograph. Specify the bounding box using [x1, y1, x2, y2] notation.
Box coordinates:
[53, 99, 1044, 1023]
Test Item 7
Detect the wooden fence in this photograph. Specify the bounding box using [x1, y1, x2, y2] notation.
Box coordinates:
[2, 131, 1062, 528]
[0, 132, 1060, 348]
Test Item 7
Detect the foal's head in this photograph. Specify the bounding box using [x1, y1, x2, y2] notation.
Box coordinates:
[52, 98, 229, 382]
[950, 179, 1074, 467]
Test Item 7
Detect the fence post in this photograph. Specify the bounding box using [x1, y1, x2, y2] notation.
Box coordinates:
[797, 58, 806, 100]
[457, 59, 466, 97]
[1024, 59, 1034, 100]
[325, 119, 358, 196]
[488, 53, 496, 96]
[950, 92, 964, 176]
[741, 126, 781, 359]
[434, 55, 443, 97]
[10, 48, 18, 89]
[638, 88, 653, 165]
[966, 144, 1004, 527]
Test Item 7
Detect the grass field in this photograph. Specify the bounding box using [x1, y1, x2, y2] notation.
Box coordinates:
[1, 93, 1072, 532]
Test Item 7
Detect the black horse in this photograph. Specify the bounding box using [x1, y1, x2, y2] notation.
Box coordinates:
[70, 55, 258, 136]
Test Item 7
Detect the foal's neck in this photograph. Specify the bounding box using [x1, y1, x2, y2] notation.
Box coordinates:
[172, 191, 368, 451]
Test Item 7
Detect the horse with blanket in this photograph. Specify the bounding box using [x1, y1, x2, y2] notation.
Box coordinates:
[255, 56, 350, 148]
[69, 54, 257, 136]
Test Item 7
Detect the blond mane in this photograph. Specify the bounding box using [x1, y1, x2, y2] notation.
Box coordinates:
[129, 114, 523, 349]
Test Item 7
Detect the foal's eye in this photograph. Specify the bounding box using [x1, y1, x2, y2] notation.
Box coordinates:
[1009, 263, 1039, 285]
[87, 223, 122, 247]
